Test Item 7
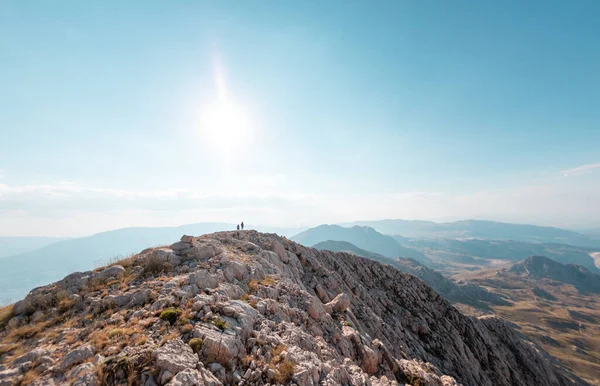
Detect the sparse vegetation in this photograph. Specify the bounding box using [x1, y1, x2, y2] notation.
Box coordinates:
[212, 316, 229, 330]
[248, 276, 277, 293]
[272, 344, 287, 358]
[181, 323, 193, 334]
[159, 308, 181, 325]
[160, 329, 179, 345]
[274, 359, 295, 384]
[142, 254, 171, 276]
[189, 338, 203, 353]
[0, 304, 14, 329]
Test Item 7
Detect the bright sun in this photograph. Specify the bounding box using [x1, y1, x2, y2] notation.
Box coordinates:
[199, 61, 253, 161]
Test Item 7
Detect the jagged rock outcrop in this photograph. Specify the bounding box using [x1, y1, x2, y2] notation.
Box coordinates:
[0, 231, 585, 385]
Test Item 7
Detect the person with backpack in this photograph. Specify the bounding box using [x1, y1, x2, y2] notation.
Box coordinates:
[237, 224, 240, 231]
[241, 221, 244, 230]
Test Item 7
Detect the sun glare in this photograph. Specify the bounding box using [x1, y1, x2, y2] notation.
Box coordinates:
[199, 60, 253, 161]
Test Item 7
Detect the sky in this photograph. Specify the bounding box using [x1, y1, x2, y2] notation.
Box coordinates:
[1, 0, 599, 237]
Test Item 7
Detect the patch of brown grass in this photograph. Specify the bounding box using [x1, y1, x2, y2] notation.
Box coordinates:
[7, 322, 49, 341]
[261, 276, 276, 286]
[274, 359, 295, 384]
[248, 280, 259, 292]
[180, 323, 193, 334]
[0, 304, 14, 329]
[0, 342, 20, 357]
[18, 368, 39, 385]
[160, 329, 179, 345]
[90, 329, 109, 350]
[272, 344, 287, 358]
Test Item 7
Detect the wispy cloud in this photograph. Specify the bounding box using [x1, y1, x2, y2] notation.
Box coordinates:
[561, 162, 600, 177]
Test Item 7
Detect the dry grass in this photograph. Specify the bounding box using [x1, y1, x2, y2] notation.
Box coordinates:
[7, 321, 49, 341]
[0, 304, 14, 329]
[274, 359, 295, 384]
[18, 368, 39, 385]
[248, 276, 276, 293]
[248, 280, 259, 292]
[105, 254, 136, 269]
[160, 329, 179, 345]
[0, 342, 20, 357]
[90, 329, 109, 350]
[272, 344, 287, 358]
[181, 323, 193, 334]
[143, 255, 171, 277]
[261, 276, 276, 286]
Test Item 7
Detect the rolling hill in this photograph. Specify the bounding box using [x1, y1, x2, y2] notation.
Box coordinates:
[0, 236, 68, 258]
[291, 225, 428, 262]
[455, 256, 600, 383]
[341, 219, 600, 247]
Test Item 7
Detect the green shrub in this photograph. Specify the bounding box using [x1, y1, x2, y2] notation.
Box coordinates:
[159, 308, 181, 325]
[189, 338, 203, 353]
[212, 316, 228, 330]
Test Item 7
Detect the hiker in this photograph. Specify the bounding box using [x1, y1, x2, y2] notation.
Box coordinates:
[241, 221, 244, 230]
[237, 224, 240, 231]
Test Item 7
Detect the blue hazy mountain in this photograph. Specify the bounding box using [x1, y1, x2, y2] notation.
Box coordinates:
[403, 237, 600, 273]
[0, 236, 68, 259]
[291, 225, 429, 263]
[341, 219, 599, 247]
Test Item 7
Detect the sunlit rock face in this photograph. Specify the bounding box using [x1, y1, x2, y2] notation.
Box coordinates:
[0, 231, 584, 386]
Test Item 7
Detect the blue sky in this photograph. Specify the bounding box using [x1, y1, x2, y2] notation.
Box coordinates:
[1, 0, 599, 236]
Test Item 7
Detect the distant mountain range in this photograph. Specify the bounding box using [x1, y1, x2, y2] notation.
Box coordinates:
[2, 218, 599, 305]
[404, 238, 599, 273]
[341, 219, 600, 247]
[0, 236, 69, 258]
[292, 225, 429, 262]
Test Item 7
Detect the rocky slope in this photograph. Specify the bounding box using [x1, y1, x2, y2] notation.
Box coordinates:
[313, 240, 509, 310]
[0, 231, 585, 386]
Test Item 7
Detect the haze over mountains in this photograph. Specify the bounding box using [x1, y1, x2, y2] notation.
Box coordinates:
[291, 225, 429, 263]
[342, 219, 600, 247]
[1, 219, 600, 382]
[0, 237, 68, 258]
[0, 230, 587, 386]
[2, 219, 599, 305]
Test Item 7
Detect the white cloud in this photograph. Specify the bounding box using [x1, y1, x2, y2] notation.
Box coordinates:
[561, 162, 600, 177]
[1, 176, 600, 236]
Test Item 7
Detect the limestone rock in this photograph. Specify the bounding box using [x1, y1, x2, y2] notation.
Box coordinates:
[57, 344, 95, 371]
[153, 338, 198, 375]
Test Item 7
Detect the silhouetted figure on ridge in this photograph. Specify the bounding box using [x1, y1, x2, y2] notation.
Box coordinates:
[241, 221, 244, 230]
[236, 224, 240, 231]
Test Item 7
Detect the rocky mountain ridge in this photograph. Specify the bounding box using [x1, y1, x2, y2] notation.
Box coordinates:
[0, 231, 585, 385]
[312, 240, 509, 310]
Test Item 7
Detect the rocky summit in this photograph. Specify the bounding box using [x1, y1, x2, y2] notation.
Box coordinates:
[0, 231, 584, 386]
